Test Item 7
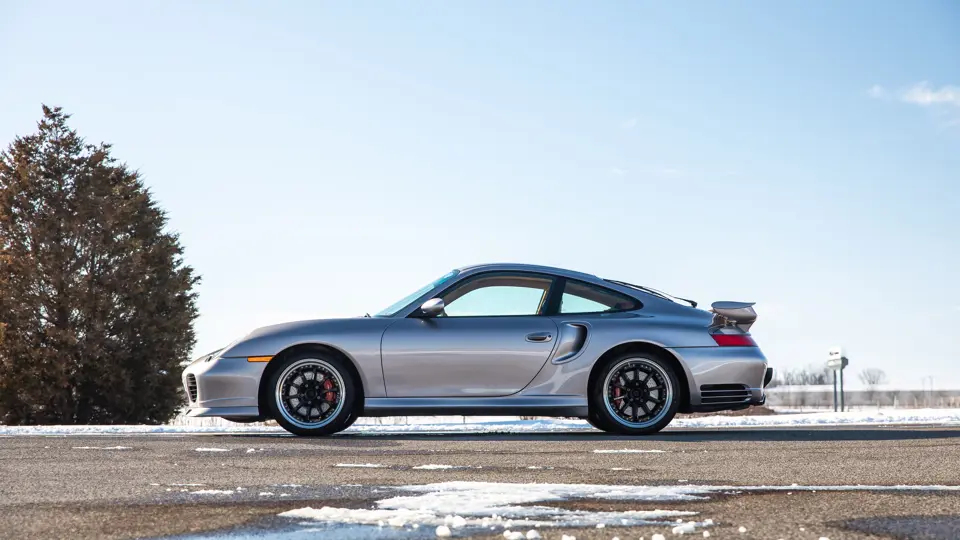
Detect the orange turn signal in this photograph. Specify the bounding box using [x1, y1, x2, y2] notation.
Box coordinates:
[247, 356, 273, 363]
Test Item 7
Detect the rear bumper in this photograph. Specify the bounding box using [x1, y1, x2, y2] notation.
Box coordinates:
[668, 345, 768, 412]
[763, 367, 774, 387]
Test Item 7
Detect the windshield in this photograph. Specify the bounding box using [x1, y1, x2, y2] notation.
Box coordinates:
[375, 270, 460, 317]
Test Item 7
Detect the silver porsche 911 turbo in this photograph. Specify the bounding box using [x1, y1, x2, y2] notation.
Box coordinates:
[183, 263, 771, 436]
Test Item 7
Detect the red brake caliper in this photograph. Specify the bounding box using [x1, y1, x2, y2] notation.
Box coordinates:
[323, 379, 335, 402]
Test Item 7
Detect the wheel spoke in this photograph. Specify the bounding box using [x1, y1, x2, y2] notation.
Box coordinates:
[639, 401, 651, 415]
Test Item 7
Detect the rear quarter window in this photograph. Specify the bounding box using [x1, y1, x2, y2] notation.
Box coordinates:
[560, 280, 639, 314]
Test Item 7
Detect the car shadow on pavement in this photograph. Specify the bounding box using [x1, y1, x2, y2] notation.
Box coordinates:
[225, 426, 960, 443]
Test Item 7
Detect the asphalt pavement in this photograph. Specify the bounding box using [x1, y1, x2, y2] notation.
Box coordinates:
[1, 426, 958, 539]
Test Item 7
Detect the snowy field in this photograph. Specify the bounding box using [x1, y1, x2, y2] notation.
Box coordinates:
[1, 408, 958, 436]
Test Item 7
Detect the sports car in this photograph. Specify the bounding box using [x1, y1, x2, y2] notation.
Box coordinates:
[183, 263, 771, 436]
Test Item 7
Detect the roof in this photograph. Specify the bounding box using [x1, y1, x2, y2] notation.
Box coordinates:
[456, 263, 603, 284]
[452, 263, 695, 313]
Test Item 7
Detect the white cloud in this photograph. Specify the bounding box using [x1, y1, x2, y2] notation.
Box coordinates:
[609, 167, 626, 176]
[901, 82, 960, 107]
[622, 117, 638, 130]
[868, 85, 886, 98]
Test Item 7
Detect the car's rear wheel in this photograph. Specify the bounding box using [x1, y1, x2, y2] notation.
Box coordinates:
[589, 352, 680, 435]
[266, 352, 357, 436]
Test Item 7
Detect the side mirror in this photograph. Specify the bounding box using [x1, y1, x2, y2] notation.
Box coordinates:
[419, 298, 445, 317]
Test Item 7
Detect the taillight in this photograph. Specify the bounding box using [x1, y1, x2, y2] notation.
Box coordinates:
[712, 334, 757, 347]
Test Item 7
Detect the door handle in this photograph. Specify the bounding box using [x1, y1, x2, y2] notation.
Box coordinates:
[525, 332, 553, 343]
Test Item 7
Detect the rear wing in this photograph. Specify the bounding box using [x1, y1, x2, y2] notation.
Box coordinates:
[710, 301, 757, 332]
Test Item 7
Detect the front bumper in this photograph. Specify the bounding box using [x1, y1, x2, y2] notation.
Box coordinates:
[182, 356, 267, 416]
[185, 406, 262, 418]
[668, 345, 769, 412]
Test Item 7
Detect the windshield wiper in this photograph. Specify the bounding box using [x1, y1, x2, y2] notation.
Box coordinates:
[605, 279, 698, 308]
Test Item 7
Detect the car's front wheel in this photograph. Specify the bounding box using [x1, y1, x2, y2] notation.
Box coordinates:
[266, 352, 357, 436]
[589, 352, 680, 435]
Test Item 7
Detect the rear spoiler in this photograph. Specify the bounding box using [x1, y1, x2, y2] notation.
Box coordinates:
[710, 301, 757, 332]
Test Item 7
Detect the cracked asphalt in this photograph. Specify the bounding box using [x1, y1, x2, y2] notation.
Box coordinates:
[1, 426, 958, 539]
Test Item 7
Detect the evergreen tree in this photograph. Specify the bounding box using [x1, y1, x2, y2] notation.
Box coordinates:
[0, 106, 199, 425]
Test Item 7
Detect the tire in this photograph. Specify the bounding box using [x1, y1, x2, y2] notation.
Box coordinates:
[589, 351, 680, 435]
[265, 351, 357, 436]
[585, 410, 613, 432]
[343, 412, 359, 430]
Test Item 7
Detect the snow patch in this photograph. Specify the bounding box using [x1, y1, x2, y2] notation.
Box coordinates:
[593, 449, 666, 454]
[4, 408, 960, 436]
[413, 464, 461, 470]
[190, 489, 235, 495]
[276, 481, 960, 538]
[672, 520, 699, 534]
[195, 447, 230, 452]
[283, 481, 699, 533]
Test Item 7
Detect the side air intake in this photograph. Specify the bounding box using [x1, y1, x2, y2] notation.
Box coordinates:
[699, 384, 751, 405]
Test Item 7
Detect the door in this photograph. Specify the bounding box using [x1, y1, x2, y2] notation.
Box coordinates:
[381, 272, 559, 397]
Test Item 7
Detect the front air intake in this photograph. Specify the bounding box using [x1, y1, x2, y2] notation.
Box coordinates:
[186, 374, 198, 403]
[700, 384, 751, 405]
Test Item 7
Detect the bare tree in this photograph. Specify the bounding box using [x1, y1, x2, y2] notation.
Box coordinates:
[858, 368, 887, 406]
[858, 368, 888, 386]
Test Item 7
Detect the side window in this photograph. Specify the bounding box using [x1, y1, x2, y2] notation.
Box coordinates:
[560, 280, 639, 314]
[441, 274, 553, 317]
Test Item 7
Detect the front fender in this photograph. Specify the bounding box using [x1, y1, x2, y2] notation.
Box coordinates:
[219, 318, 396, 398]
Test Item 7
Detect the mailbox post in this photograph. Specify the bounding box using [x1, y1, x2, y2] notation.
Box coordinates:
[827, 347, 849, 412]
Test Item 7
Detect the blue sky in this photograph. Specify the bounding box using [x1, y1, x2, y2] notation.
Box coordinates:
[2, 1, 958, 388]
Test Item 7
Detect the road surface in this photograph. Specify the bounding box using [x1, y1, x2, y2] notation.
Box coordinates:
[1, 426, 958, 539]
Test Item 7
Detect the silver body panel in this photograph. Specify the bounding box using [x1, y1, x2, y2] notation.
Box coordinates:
[183, 263, 769, 420]
[381, 317, 558, 397]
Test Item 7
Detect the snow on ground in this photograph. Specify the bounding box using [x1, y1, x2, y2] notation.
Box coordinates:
[593, 449, 666, 454]
[2, 409, 959, 436]
[276, 481, 960, 536]
[282, 481, 700, 530]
